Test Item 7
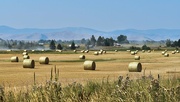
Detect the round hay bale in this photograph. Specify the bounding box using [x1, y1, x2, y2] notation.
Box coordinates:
[79, 55, 85, 59]
[134, 56, 140, 60]
[22, 52, 28, 56]
[11, 56, 19, 62]
[74, 50, 77, 53]
[172, 51, 176, 54]
[59, 50, 63, 52]
[176, 50, 179, 53]
[23, 59, 35, 68]
[24, 50, 27, 52]
[98, 51, 103, 54]
[39, 57, 49, 64]
[127, 50, 131, 52]
[83, 60, 96, 70]
[85, 50, 89, 53]
[94, 52, 99, 55]
[162, 51, 165, 55]
[100, 49, 103, 52]
[115, 50, 118, 52]
[81, 50, 85, 53]
[131, 51, 135, 55]
[23, 55, 30, 59]
[148, 50, 151, 53]
[103, 50, 106, 54]
[7, 50, 12, 52]
[41, 49, 45, 52]
[32, 50, 35, 52]
[142, 50, 145, 53]
[128, 62, 142, 72]
[164, 53, 169, 57]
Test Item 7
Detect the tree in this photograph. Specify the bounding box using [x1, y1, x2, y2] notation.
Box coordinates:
[57, 43, 63, 50]
[117, 35, 129, 43]
[71, 41, 76, 50]
[142, 45, 151, 50]
[81, 38, 86, 44]
[90, 35, 96, 46]
[49, 40, 56, 50]
[166, 39, 171, 47]
[96, 36, 104, 46]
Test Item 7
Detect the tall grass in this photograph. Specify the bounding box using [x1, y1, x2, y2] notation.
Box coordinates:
[0, 67, 179, 102]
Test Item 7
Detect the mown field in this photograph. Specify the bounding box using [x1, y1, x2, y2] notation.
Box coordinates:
[0, 50, 179, 87]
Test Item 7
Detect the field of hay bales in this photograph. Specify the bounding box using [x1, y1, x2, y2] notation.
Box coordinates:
[0, 50, 179, 87]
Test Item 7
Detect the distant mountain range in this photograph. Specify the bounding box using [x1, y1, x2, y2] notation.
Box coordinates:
[0, 25, 180, 41]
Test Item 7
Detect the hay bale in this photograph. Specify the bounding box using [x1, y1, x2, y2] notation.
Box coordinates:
[85, 50, 89, 53]
[11, 56, 19, 62]
[148, 50, 151, 53]
[103, 50, 106, 54]
[24, 50, 27, 52]
[115, 50, 118, 52]
[134, 56, 140, 60]
[162, 51, 165, 55]
[176, 50, 179, 53]
[81, 50, 85, 53]
[32, 50, 35, 52]
[23, 59, 35, 68]
[128, 62, 142, 72]
[142, 50, 145, 53]
[83, 60, 96, 70]
[39, 57, 49, 64]
[94, 52, 99, 55]
[131, 51, 135, 55]
[7, 50, 12, 52]
[127, 50, 131, 52]
[79, 55, 85, 59]
[59, 50, 63, 52]
[164, 53, 169, 57]
[74, 50, 77, 53]
[22, 52, 28, 56]
[98, 51, 103, 54]
[172, 51, 176, 54]
[23, 55, 30, 59]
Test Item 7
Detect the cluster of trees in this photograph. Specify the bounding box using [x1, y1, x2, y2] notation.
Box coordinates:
[0, 34, 129, 50]
[0, 39, 43, 49]
[166, 39, 180, 47]
[85, 34, 129, 47]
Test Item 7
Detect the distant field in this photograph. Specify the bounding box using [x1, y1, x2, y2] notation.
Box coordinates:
[0, 50, 179, 87]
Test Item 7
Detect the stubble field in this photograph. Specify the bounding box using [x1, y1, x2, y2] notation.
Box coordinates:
[0, 50, 179, 87]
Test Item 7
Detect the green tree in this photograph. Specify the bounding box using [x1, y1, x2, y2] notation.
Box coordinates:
[142, 45, 151, 50]
[90, 35, 96, 46]
[57, 43, 63, 50]
[166, 39, 171, 47]
[96, 36, 104, 46]
[71, 41, 76, 50]
[117, 35, 129, 43]
[49, 40, 56, 50]
[81, 38, 86, 44]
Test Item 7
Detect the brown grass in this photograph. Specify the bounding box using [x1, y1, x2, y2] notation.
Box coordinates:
[0, 51, 179, 87]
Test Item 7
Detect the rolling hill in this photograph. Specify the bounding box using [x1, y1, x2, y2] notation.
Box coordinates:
[0, 25, 180, 41]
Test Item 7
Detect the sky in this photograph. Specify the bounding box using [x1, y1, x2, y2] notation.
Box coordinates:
[0, 0, 180, 31]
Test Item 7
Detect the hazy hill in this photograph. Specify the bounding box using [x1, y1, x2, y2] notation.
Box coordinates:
[0, 25, 180, 41]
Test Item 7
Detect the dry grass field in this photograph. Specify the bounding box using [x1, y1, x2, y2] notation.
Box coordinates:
[0, 50, 179, 87]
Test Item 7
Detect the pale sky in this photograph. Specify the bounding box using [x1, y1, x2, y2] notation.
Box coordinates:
[0, 0, 180, 31]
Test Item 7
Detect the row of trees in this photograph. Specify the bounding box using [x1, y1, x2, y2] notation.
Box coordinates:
[86, 35, 129, 47]
[166, 39, 180, 47]
[0, 39, 43, 49]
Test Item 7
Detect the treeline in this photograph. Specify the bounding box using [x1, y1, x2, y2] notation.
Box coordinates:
[0, 39, 43, 49]
[166, 39, 180, 47]
[0, 34, 129, 50]
[84, 35, 129, 47]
